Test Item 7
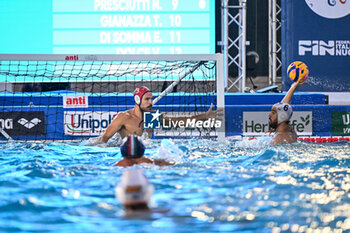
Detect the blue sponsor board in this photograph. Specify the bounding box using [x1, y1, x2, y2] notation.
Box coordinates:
[1, 105, 350, 141]
[282, 0, 350, 92]
[225, 105, 350, 137]
[0, 92, 327, 107]
[0, 93, 346, 141]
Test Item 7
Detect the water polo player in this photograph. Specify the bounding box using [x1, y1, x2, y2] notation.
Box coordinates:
[269, 79, 302, 144]
[115, 168, 169, 217]
[113, 135, 173, 167]
[91, 86, 222, 144]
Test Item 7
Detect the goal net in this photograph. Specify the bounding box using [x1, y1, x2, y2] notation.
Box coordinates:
[0, 54, 225, 142]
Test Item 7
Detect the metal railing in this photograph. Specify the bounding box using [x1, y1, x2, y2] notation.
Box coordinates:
[221, 0, 280, 92]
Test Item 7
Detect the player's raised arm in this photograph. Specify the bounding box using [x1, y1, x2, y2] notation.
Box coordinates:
[281, 80, 300, 104]
[282, 61, 309, 104]
[269, 61, 309, 145]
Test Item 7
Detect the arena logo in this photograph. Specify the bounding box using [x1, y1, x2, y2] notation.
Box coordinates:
[64, 111, 118, 135]
[0, 117, 41, 129]
[143, 110, 222, 129]
[0, 111, 45, 136]
[0, 118, 13, 130]
[17, 118, 41, 129]
[305, 0, 350, 19]
[243, 111, 312, 136]
[299, 40, 350, 56]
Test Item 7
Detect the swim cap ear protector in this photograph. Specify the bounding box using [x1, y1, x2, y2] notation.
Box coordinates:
[115, 169, 154, 205]
[272, 102, 293, 125]
[134, 86, 150, 105]
[120, 135, 145, 159]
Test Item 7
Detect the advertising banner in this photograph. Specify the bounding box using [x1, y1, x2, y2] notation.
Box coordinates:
[0, 111, 45, 136]
[282, 0, 350, 92]
[64, 111, 118, 136]
[331, 111, 350, 135]
[63, 95, 88, 108]
[243, 111, 313, 136]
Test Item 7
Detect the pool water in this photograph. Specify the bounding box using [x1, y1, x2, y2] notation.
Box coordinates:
[0, 138, 349, 233]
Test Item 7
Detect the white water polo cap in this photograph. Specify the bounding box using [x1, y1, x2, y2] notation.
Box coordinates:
[115, 169, 154, 205]
[272, 102, 293, 125]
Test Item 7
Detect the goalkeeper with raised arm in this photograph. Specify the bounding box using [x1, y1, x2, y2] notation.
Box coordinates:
[89, 86, 223, 145]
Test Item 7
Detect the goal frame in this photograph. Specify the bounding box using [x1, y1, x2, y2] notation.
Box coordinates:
[0, 53, 225, 141]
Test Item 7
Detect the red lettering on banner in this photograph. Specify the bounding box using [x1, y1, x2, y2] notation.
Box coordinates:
[66, 96, 86, 105]
[65, 55, 79, 61]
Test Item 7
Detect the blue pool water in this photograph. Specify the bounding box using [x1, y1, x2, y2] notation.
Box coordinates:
[0, 138, 349, 233]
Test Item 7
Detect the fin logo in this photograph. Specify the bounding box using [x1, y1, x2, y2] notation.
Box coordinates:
[305, 0, 350, 19]
[299, 40, 335, 56]
[17, 118, 42, 129]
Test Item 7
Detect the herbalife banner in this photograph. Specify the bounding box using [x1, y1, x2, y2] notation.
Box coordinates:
[243, 111, 312, 136]
[282, 0, 350, 92]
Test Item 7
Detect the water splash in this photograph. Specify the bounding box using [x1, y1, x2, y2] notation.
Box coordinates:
[154, 139, 186, 163]
[234, 136, 273, 148]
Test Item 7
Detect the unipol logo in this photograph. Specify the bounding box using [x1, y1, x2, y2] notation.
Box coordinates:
[17, 118, 41, 129]
[299, 40, 335, 56]
[305, 0, 350, 19]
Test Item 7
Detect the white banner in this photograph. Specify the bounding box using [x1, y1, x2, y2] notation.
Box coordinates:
[64, 111, 118, 136]
[63, 95, 89, 108]
[243, 111, 313, 136]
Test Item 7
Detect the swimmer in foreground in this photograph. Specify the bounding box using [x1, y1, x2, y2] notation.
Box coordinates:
[115, 168, 169, 217]
[90, 86, 223, 145]
[113, 135, 174, 167]
[269, 79, 302, 145]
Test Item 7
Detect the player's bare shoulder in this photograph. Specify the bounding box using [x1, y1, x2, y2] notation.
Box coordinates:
[271, 132, 297, 145]
[110, 111, 126, 123]
[123, 109, 135, 119]
[113, 110, 132, 122]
